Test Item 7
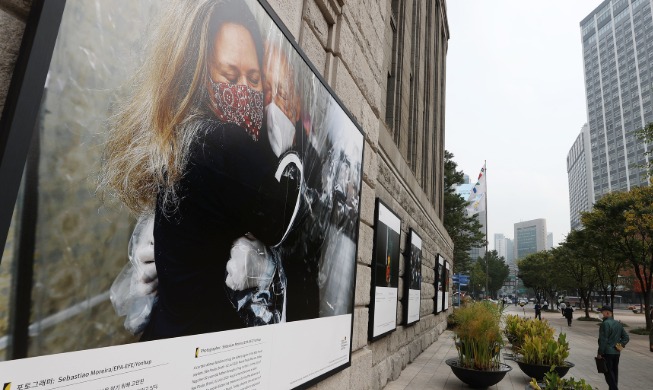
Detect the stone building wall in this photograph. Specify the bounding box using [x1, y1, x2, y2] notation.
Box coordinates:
[0, 0, 452, 388]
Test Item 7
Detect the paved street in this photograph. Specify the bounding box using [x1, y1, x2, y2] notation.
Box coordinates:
[384, 305, 652, 389]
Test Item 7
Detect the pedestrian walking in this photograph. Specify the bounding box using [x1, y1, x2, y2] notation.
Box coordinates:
[563, 304, 573, 326]
[597, 305, 629, 390]
[560, 301, 567, 316]
[534, 302, 542, 320]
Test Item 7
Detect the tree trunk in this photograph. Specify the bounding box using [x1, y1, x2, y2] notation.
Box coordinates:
[582, 293, 592, 318]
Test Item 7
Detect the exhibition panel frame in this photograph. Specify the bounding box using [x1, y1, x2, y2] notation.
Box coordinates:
[403, 229, 422, 326]
[0, 1, 365, 389]
[435, 254, 444, 313]
[368, 199, 401, 340]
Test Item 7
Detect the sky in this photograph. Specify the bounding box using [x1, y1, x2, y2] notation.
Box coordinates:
[445, 0, 605, 249]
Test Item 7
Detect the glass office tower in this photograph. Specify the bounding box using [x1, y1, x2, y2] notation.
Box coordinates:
[567, 124, 594, 230]
[580, 0, 653, 200]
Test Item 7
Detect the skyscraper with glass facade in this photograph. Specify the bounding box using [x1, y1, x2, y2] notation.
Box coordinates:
[514, 219, 547, 261]
[494, 233, 507, 259]
[567, 124, 594, 230]
[580, 0, 653, 200]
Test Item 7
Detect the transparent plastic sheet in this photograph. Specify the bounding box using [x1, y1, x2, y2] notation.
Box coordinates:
[225, 235, 286, 326]
[110, 214, 157, 335]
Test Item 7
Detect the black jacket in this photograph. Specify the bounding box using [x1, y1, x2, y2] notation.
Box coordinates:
[142, 119, 298, 340]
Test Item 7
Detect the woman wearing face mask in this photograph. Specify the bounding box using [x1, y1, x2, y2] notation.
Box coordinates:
[101, 0, 300, 340]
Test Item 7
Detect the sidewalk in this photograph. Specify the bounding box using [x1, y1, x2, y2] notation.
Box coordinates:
[384, 305, 652, 389]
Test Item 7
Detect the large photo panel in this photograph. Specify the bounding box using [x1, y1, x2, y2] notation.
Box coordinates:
[443, 261, 451, 311]
[368, 199, 401, 340]
[0, 0, 364, 389]
[435, 254, 444, 313]
[404, 229, 422, 325]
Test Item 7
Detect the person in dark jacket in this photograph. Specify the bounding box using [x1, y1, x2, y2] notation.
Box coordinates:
[563, 304, 574, 326]
[534, 302, 542, 320]
[597, 306, 629, 390]
[103, 0, 300, 340]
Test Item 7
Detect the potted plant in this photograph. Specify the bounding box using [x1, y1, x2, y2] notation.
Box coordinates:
[515, 332, 575, 381]
[505, 314, 554, 351]
[527, 367, 596, 390]
[445, 301, 512, 388]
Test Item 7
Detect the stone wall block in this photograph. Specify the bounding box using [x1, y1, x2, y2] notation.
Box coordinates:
[370, 335, 388, 366]
[356, 222, 373, 266]
[299, 20, 327, 78]
[362, 144, 378, 189]
[390, 353, 403, 380]
[342, 1, 383, 79]
[1, 0, 31, 19]
[361, 102, 379, 148]
[303, 0, 330, 47]
[0, 10, 26, 113]
[331, 9, 352, 58]
[314, 366, 350, 390]
[332, 56, 363, 123]
[421, 299, 433, 317]
[359, 179, 375, 226]
[348, 44, 380, 114]
[400, 345, 410, 368]
[352, 307, 369, 351]
[372, 357, 390, 390]
[314, 0, 340, 24]
[408, 338, 422, 363]
[354, 264, 371, 306]
[267, 0, 303, 42]
[388, 327, 400, 353]
[349, 347, 373, 390]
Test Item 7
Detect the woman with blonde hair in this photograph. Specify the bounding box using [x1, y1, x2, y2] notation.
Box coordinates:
[101, 0, 300, 340]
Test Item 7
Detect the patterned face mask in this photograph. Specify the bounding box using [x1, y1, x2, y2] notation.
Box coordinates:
[209, 79, 264, 141]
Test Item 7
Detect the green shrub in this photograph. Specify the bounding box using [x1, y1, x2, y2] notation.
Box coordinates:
[504, 315, 554, 351]
[504, 316, 570, 367]
[630, 327, 650, 335]
[521, 333, 569, 367]
[529, 367, 595, 389]
[453, 301, 503, 370]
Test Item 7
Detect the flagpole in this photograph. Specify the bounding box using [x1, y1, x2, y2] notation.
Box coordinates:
[485, 160, 489, 298]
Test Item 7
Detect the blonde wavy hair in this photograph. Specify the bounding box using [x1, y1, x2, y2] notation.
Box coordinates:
[99, 0, 263, 215]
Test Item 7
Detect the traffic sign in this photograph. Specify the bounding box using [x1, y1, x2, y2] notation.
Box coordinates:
[453, 274, 470, 284]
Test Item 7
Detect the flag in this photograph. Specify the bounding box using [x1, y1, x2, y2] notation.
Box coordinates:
[466, 163, 486, 216]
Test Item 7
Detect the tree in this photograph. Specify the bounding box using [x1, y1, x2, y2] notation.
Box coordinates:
[443, 151, 486, 274]
[517, 251, 561, 304]
[582, 186, 653, 331]
[635, 121, 653, 175]
[469, 263, 487, 297]
[470, 250, 509, 299]
[554, 231, 599, 318]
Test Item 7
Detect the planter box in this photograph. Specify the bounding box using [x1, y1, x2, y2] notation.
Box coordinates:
[445, 358, 512, 388]
[515, 360, 575, 381]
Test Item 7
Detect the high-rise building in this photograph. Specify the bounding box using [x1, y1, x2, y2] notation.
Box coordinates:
[514, 219, 547, 260]
[580, 0, 653, 200]
[494, 233, 507, 259]
[505, 238, 515, 264]
[567, 124, 594, 230]
[546, 232, 554, 250]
